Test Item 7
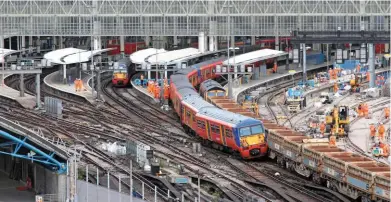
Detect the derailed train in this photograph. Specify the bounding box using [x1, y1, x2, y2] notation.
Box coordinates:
[169, 54, 390, 201]
[169, 57, 268, 159]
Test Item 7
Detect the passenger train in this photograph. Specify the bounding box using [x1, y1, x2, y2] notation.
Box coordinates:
[169, 54, 268, 159]
[111, 58, 136, 87]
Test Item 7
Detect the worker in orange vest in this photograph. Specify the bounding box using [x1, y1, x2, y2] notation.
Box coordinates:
[378, 123, 385, 141]
[385, 107, 390, 119]
[382, 144, 390, 157]
[370, 124, 376, 139]
[328, 69, 333, 80]
[333, 82, 339, 93]
[164, 85, 170, 100]
[366, 71, 370, 82]
[363, 103, 369, 118]
[356, 64, 361, 73]
[329, 136, 336, 146]
[273, 63, 278, 73]
[319, 122, 326, 136]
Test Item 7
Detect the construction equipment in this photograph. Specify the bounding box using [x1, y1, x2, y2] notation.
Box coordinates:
[319, 92, 334, 104]
[325, 105, 350, 137]
[285, 87, 306, 113]
[349, 73, 362, 93]
[316, 72, 329, 83]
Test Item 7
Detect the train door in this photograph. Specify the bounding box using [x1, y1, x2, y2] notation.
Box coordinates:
[181, 105, 185, 123]
[221, 125, 227, 146]
[185, 108, 191, 126]
[206, 121, 211, 140]
[205, 68, 210, 80]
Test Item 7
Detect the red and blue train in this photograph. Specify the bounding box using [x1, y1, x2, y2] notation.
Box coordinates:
[111, 58, 136, 87]
[169, 56, 267, 159]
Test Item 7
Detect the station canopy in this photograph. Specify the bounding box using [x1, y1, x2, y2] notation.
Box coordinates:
[44, 48, 114, 65]
[130, 48, 166, 64]
[146, 48, 202, 65]
[62, 48, 114, 64]
[44, 48, 86, 64]
[0, 48, 22, 63]
[223, 49, 287, 66]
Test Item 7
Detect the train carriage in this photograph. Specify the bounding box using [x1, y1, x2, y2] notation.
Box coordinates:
[181, 95, 214, 135]
[197, 107, 267, 158]
[199, 79, 226, 101]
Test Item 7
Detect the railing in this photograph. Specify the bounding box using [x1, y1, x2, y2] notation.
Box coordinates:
[36, 193, 66, 202]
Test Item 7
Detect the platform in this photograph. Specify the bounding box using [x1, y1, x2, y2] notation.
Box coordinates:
[131, 73, 157, 103]
[229, 61, 334, 102]
[0, 75, 37, 109]
[0, 170, 36, 202]
[44, 68, 96, 104]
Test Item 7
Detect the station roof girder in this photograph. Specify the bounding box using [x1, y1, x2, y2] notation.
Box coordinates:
[291, 30, 391, 44]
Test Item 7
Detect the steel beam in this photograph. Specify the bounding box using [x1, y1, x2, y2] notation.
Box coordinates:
[291, 37, 391, 44]
[19, 73, 25, 97]
[0, 130, 66, 173]
[36, 73, 41, 108]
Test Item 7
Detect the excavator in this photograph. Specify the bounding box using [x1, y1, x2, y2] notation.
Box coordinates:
[325, 105, 350, 137]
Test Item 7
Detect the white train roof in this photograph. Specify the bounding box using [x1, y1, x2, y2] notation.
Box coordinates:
[130, 48, 166, 64]
[223, 49, 287, 66]
[146, 48, 202, 65]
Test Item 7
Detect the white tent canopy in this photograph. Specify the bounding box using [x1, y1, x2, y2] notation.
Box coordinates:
[146, 48, 201, 65]
[130, 48, 166, 64]
[223, 49, 287, 66]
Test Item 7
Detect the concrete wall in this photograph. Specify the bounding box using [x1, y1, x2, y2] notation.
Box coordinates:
[0, 153, 66, 195]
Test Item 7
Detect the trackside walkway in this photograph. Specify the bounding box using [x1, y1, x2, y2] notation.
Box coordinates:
[229, 61, 334, 102]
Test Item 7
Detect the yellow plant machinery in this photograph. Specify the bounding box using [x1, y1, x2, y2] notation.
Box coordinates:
[325, 105, 350, 137]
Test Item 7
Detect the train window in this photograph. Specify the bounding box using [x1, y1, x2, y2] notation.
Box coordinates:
[217, 92, 226, 97]
[211, 124, 220, 134]
[208, 92, 216, 97]
[186, 110, 191, 117]
[239, 127, 251, 137]
[251, 125, 264, 134]
[192, 113, 196, 122]
[225, 129, 233, 138]
[197, 120, 205, 129]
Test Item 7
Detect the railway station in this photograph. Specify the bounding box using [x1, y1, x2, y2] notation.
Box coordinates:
[0, 1, 390, 202]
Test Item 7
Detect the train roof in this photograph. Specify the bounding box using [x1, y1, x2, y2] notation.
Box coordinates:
[190, 57, 226, 69]
[198, 106, 261, 127]
[170, 74, 187, 83]
[199, 79, 225, 93]
[182, 95, 214, 111]
[175, 68, 196, 75]
[178, 87, 198, 97]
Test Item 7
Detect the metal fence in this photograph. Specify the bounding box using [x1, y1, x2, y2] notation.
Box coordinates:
[76, 180, 145, 202]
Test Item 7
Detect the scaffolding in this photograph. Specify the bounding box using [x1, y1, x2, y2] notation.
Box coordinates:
[0, 0, 389, 37]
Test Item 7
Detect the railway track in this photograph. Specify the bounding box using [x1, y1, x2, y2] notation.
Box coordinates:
[225, 158, 333, 202]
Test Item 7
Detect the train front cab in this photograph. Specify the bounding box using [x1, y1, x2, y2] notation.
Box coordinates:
[112, 70, 129, 87]
[235, 124, 268, 159]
